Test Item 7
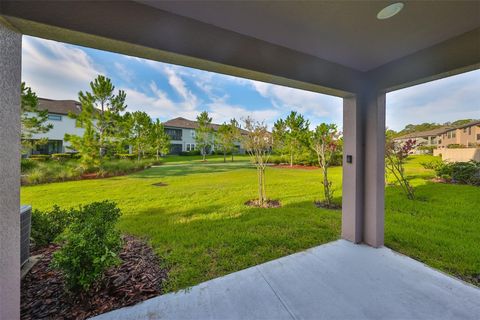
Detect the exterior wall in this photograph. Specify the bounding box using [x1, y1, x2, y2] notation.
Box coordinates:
[395, 135, 439, 154]
[434, 148, 480, 162]
[0, 22, 21, 320]
[438, 125, 480, 148]
[29, 112, 85, 152]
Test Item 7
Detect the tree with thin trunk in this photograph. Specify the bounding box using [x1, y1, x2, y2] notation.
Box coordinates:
[150, 119, 171, 160]
[216, 123, 233, 163]
[71, 75, 126, 158]
[20, 82, 53, 153]
[272, 118, 287, 159]
[195, 111, 213, 161]
[385, 138, 416, 200]
[243, 117, 273, 207]
[310, 123, 341, 208]
[130, 111, 153, 161]
[229, 118, 241, 162]
[284, 111, 310, 167]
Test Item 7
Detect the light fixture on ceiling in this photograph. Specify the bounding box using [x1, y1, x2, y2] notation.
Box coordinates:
[377, 2, 404, 20]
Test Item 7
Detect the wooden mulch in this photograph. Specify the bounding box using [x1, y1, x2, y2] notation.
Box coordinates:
[21, 235, 168, 320]
[245, 199, 282, 208]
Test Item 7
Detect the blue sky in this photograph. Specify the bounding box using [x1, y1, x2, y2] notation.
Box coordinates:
[22, 35, 479, 131]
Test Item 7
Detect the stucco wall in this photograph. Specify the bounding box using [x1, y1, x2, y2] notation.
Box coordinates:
[28, 112, 85, 151]
[434, 148, 480, 162]
[0, 22, 21, 320]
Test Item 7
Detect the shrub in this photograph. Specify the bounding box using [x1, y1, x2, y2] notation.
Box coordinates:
[420, 157, 443, 170]
[52, 201, 123, 291]
[51, 153, 72, 161]
[21, 159, 37, 173]
[447, 144, 465, 149]
[180, 150, 201, 156]
[116, 153, 137, 160]
[29, 154, 50, 161]
[31, 205, 76, 247]
[435, 161, 480, 186]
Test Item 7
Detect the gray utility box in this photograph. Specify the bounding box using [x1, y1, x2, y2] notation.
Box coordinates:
[20, 205, 32, 267]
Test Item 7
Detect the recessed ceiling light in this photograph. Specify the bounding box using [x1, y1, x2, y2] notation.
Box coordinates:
[377, 2, 404, 20]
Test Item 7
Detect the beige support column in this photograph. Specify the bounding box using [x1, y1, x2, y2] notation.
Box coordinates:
[0, 21, 22, 320]
[342, 90, 385, 248]
[341, 95, 364, 243]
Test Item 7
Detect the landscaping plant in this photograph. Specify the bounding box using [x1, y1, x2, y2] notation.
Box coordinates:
[310, 123, 341, 208]
[273, 111, 310, 167]
[435, 160, 480, 186]
[150, 119, 171, 160]
[52, 201, 123, 291]
[215, 118, 240, 163]
[31, 205, 76, 247]
[243, 117, 273, 207]
[385, 138, 416, 200]
[20, 82, 53, 152]
[195, 111, 214, 161]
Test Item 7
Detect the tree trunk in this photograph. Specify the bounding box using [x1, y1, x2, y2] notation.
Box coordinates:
[231, 152, 234, 162]
[290, 152, 293, 167]
[203, 147, 206, 161]
[223, 150, 226, 163]
[156, 149, 159, 160]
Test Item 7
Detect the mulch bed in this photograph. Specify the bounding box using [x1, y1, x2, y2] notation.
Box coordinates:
[21, 235, 168, 320]
[314, 200, 342, 210]
[152, 182, 168, 187]
[245, 199, 282, 208]
[271, 164, 319, 170]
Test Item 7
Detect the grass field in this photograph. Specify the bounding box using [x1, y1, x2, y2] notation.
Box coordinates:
[21, 155, 480, 289]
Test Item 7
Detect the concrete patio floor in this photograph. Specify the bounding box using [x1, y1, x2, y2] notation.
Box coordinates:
[92, 240, 480, 320]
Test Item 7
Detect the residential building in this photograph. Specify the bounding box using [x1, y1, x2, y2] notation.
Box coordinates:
[27, 98, 84, 154]
[393, 126, 452, 154]
[163, 117, 246, 154]
[437, 120, 480, 149]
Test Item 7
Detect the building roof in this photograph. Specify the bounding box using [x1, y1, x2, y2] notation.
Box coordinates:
[446, 120, 480, 131]
[394, 126, 453, 140]
[164, 117, 248, 134]
[37, 98, 82, 115]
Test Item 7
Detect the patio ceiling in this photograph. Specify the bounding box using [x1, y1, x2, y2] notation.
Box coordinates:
[1, 1, 479, 96]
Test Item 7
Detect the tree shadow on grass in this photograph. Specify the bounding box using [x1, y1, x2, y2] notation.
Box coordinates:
[133, 162, 255, 179]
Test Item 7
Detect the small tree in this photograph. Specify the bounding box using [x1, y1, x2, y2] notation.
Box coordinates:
[20, 82, 53, 152]
[71, 75, 126, 158]
[216, 123, 233, 163]
[243, 117, 273, 207]
[385, 138, 416, 200]
[130, 111, 153, 160]
[272, 118, 287, 159]
[229, 118, 241, 162]
[215, 118, 241, 163]
[310, 123, 341, 208]
[195, 111, 213, 161]
[150, 119, 171, 160]
[284, 111, 310, 167]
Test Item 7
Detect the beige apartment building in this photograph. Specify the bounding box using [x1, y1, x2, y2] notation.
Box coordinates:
[437, 120, 480, 149]
[394, 127, 452, 154]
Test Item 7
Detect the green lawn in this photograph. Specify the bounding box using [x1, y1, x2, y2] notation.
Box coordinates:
[21, 155, 480, 289]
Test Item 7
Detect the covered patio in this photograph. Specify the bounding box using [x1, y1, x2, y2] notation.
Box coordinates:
[93, 240, 480, 320]
[1, 1, 479, 319]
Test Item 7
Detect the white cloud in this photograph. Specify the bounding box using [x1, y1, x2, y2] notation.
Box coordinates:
[207, 97, 280, 128]
[163, 66, 199, 110]
[22, 36, 102, 99]
[387, 70, 480, 130]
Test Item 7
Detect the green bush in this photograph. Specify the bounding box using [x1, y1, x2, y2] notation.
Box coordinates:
[116, 153, 137, 160]
[29, 154, 50, 161]
[447, 144, 465, 149]
[51, 153, 72, 161]
[22, 161, 82, 185]
[435, 161, 480, 186]
[52, 201, 122, 291]
[180, 150, 201, 156]
[21, 159, 37, 173]
[420, 157, 443, 170]
[31, 205, 76, 247]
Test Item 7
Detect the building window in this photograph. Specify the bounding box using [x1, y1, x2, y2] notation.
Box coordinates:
[191, 130, 196, 138]
[48, 114, 62, 121]
[452, 132, 456, 138]
[165, 128, 182, 140]
[468, 127, 472, 135]
[186, 143, 195, 151]
[477, 134, 480, 141]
